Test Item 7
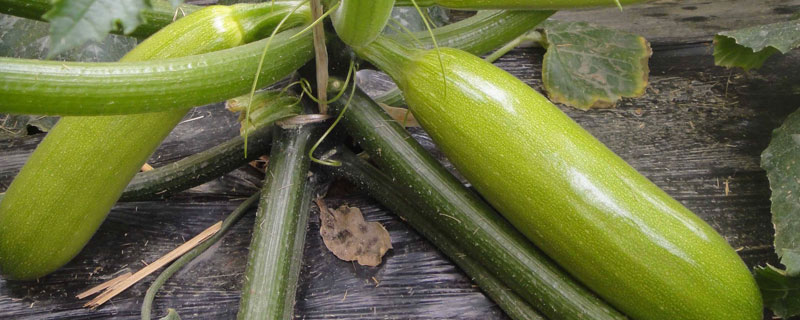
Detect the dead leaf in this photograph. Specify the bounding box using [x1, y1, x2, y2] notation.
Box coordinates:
[378, 103, 419, 128]
[317, 199, 392, 267]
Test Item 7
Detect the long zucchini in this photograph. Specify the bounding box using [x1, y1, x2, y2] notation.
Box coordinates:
[0, 7, 311, 280]
[355, 36, 762, 319]
[327, 82, 623, 320]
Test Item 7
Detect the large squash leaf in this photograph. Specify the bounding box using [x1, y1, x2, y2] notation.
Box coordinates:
[42, 0, 152, 57]
[714, 20, 800, 71]
[762, 108, 800, 276]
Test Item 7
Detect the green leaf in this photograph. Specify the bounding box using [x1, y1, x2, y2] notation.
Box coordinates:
[714, 20, 800, 71]
[755, 265, 800, 318]
[541, 21, 651, 110]
[762, 108, 800, 276]
[0, 14, 136, 61]
[42, 0, 152, 58]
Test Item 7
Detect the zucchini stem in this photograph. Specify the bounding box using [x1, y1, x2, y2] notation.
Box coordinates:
[238, 121, 317, 320]
[331, 147, 545, 320]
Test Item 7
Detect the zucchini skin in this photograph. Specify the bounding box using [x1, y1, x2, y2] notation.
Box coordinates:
[357, 38, 762, 319]
[331, 0, 395, 47]
[0, 7, 311, 280]
[327, 84, 623, 320]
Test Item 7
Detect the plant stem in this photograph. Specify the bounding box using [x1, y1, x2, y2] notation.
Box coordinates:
[0, 28, 314, 115]
[237, 123, 316, 320]
[332, 147, 545, 320]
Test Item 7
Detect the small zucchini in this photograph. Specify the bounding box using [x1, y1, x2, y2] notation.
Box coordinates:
[331, 0, 395, 47]
[355, 37, 762, 319]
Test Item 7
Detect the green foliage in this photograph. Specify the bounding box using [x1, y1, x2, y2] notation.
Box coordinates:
[714, 20, 800, 70]
[762, 108, 800, 276]
[541, 21, 651, 109]
[755, 265, 800, 318]
[42, 0, 152, 57]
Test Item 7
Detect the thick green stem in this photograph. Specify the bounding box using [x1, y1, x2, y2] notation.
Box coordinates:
[0, 26, 313, 116]
[237, 124, 316, 320]
[119, 124, 274, 202]
[332, 147, 544, 320]
[375, 10, 553, 106]
[327, 83, 625, 320]
[141, 192, 261, 320]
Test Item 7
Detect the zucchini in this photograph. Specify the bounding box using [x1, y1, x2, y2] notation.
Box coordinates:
[355, 37, 762, 319]
[238, 123, 316, 320]
[0, 7, 311, 280]
[326, 82, 623, 320]
[333, 147, 545, 320]
[331, 0, 395, 47]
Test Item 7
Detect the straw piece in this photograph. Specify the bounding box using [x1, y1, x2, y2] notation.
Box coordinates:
[82, 221, 222, 308]
[76, 272, 133, 299]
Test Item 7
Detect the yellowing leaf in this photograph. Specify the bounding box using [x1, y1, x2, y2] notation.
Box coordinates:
[318, 201, 392, 267]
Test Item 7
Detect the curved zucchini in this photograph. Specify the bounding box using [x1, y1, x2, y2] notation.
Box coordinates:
[0, 7, 312, 280]
[355, 37, 762, 319]
[331, 0, 395, 47]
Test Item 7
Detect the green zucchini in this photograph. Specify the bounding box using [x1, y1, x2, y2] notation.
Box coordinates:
[238, 123, 316, 320]
[356, 37, 762, 319]
[333, 147, 545, 320]
[327, 82, 623, 320]
[0, 7, 311, 280]
[331, 0, 395, 47]
[394, 0, 646, 9]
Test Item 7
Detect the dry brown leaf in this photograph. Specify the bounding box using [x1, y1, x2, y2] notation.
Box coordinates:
[378, 103, 419, 128]
[317, 200, 392, 267]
